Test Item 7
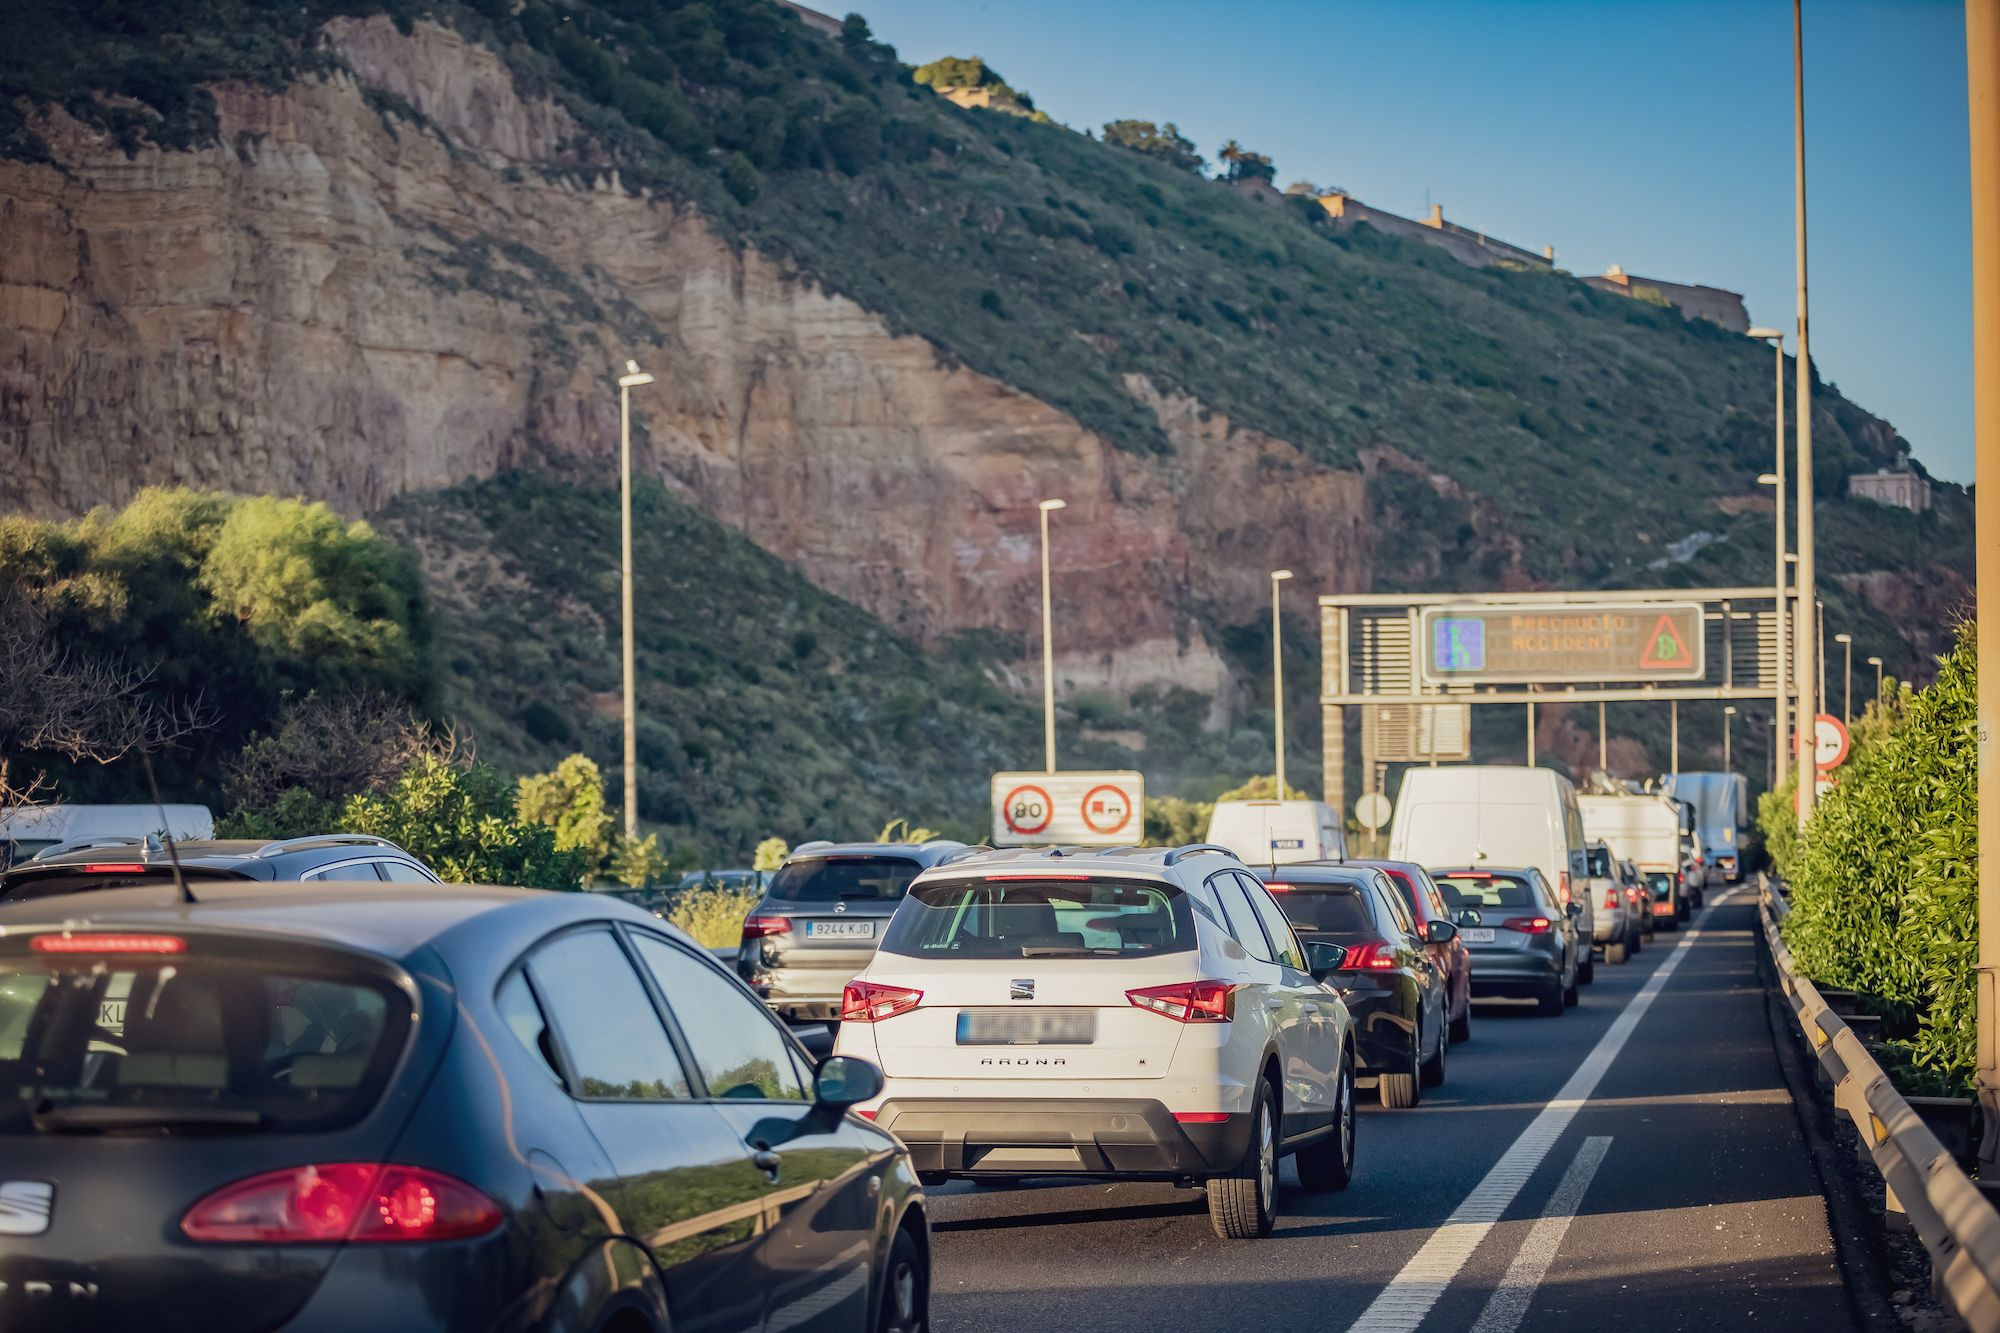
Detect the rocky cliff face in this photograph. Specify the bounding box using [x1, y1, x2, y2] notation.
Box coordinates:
[0, 16, 1377, 696]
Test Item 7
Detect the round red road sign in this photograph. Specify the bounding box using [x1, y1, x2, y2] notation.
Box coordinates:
[1001, 784, 1053, 836]
[1079, 783, 1135, 836]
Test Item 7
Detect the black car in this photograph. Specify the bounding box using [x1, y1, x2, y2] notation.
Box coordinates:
[0, 881, 928, 1333]
[1256, 864, 1452, 1109]
[0, 834, 444, 901]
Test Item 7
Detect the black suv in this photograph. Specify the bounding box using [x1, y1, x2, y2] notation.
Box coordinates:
[0, 835, 442, 902]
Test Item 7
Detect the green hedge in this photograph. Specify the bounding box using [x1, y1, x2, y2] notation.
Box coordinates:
[1760, 626, 1976, 1094]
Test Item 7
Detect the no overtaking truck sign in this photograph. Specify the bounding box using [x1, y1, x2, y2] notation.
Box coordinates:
[992, 771, 1145, 846]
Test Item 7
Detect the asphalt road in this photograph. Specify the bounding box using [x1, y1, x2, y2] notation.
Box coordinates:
[923, 888, 1856, 1333]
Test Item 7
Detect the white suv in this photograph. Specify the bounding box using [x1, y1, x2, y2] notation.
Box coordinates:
[832, 843, 1357, 1238]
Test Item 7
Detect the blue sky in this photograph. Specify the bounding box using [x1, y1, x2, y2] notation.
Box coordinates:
[855, 0, 1974, 481]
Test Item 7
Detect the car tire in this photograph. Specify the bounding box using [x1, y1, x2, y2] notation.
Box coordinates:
[1449, 1000, 1471, 1044]
[1578, 954, 1596, 984]
[1562, 969, 1580, 1007]
[1294, 1056, 1355, 1192]
[876, 1225, 929, 1333]
[1605, 939, 1627, 965]
[1419, 1019, 1447, 1088]
[1536, 980, 1565, 1016]
[1207, 1080, 1279, 1239]
[1378, 1030, 1420, 1109]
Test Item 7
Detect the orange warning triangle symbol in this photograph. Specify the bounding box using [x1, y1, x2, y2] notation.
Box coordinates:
[1640, 614, 1691, 669]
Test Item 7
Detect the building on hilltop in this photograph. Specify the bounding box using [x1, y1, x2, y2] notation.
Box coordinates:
[1583, 265, 1749, 333]
[778, 1, 842, 37]
[1314, 193, 1556, 271]
[1849, 457, 1933, 512]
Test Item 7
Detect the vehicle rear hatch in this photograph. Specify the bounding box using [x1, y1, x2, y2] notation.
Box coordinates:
[857, 873, 1200, 1081]
[758, 854, 923, 983]
[0, 925, 426, 1333]
[1435, 872, 1550, 954]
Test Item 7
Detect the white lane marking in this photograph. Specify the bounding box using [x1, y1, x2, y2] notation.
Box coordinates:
[1343, 891, 1736, 1333]
[1466, 1135, 1613, 1333]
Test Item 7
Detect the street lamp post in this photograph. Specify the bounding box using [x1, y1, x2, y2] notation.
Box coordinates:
[1038, 499, 1066, 774]
[616, 359, 655, 843]
[1868, 654, 1884, 702]
[1723, 705, 1737, 772]
[1792, 0, 1820, 825]
[1751, 321, 1788, 787]
[1834, 633, 1853, 725]
[1271, 570, 1294, 797]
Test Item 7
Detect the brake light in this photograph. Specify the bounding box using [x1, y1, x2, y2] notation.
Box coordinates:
[1264, 883, 1293, 893]
[841, 980, 923, 1023]
[739, 915, 792, 940]
[31, 934, 185, 955]
[1172, 1111, 1232, 1124]
[81, 863, 148, 874]
[1127, 980, 1236, 1023]
[986, 873, 1091, 881]
[1603, 888, 1619, 911]
[1335, 941, 1399, 971]
[182, 1164, 502, 1243]
[1558, 872, 1572, 905]
[1502, 916, 1553, 935]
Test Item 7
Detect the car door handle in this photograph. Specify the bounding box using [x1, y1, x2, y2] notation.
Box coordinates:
[751, 1148, 782, 1179]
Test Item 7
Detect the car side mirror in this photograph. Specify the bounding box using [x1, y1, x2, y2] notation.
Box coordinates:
[1456, 908, 1482, 928]
[1425, 919, 1458, 945]
[1566, 901, 1584, 919]
[1304, 941, 1348, 979]
[792, 1023, 835, 1059]
[814, 1055, 884, 1111]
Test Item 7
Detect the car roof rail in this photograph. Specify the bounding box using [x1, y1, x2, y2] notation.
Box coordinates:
[1163, 843, 1239, 866]
[935, 843, 993, 865]
[918, 839, 969, 851]
[252, 834, 400, 858]
[791, 840, 836, 855]
[29, 834, 150, 863]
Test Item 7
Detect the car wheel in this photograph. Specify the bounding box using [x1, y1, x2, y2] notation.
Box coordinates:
[1378, 1029, 1420, 1108]
[1419, 1018, 1447, 1088]
[1578, 954, 1596, 984]
[1536, 980, 1565, 1016]
[1207, 1080, 1279, 1239]
[1562, 966, 1580, 1007]
[1448, 999, 1471, 1044]
[876, 1225, 929, 1333]
[1605, 939, 1627, 965]
[1295, 1056, 1355, 1191]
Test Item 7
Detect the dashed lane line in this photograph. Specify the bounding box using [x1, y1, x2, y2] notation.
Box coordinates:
[1466, 1135, 1614, 1333]
[1341, 890, 1738, 1333]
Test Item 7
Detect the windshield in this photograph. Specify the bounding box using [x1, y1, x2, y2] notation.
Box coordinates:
[1586, 846, 1611, 877]
[0, 941, 410, 1134]
[768, 856, 924, 904]
[879, 877, 1194, 958]
[1268, 887, 1375, 934]
[1436, 873, 1540, 910]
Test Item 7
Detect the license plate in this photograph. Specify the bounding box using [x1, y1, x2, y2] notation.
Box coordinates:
[1460, 928, 1496, 944]
[804, 919, 875, 940]
[956, 1009, 1096, 1045]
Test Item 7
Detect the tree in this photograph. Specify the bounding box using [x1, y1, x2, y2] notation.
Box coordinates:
[1215, 774, 1308, 802]
[1216, 140, 1275, 185]
[517, 753, 616, 877]
[911, 56, 995, 91]
[753, 837, 789, 872]
[342, 754, 588, 890]
[226, 692, 446, 813]
[877, 817, 941, 844]
[1101, 120, 1204, 174]
[609, 832, 672, 889]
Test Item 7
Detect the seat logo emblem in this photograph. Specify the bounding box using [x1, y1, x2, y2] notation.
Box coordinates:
[0, 1182, 53, 1236]
[1009, 979, 1034, 1001]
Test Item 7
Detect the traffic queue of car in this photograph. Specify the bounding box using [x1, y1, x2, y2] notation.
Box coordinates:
[0, 765, 1721, 1332]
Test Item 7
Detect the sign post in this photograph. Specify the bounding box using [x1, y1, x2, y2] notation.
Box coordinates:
[991, 771, 1145, 847]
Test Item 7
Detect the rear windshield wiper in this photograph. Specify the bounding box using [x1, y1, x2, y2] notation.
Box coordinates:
[32, 1103, 268, 1135]
[1017, 946, 1129, 958]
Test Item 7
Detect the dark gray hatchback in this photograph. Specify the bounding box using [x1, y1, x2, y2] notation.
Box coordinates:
[0, 882, 926, 1333]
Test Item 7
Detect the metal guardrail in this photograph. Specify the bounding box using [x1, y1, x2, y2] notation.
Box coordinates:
[1760, 878, 2000, 1329]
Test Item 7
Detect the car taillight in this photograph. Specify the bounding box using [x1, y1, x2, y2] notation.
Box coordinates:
[31, 933, 184, 954]
[1172, 1111, 1232, 1124]
[1333, 941, 1399, 971]
[1502, 916, 1553, 935]
[1127, 980, 1236, 1023]
[1603, 888, 1619, 910]
[739, 915, 792, 940]
[1558, 872, 1572, 905]
[841, 981, 922, 1023]
[81, 863, 148, 874]
[182, 1164, 502, 1244]
[1264, 883, 1293, 893]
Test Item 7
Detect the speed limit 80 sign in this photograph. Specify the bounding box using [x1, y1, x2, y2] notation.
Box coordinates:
[991, 771, 1146, 847]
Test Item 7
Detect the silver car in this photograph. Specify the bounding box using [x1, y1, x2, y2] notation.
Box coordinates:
[736, 840, 967, 1020]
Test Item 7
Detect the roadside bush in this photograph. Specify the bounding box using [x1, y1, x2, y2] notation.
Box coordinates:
[343, 755, 588, 891]
[666, 885, 759, 948]
[1762, 626, 1976, 1092]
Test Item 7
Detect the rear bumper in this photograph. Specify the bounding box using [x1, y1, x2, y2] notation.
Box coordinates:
[872, 1098, 1250, 1178]
[1466, 951, 1561, 997]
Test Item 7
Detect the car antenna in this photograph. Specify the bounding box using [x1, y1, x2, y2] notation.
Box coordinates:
[137, 749, 196, 906]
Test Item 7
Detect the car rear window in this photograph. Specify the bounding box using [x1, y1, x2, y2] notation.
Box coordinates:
[0, 867, 243, 902]
[1643, 871, 1675, 899]
[879, 877, 1194, 959]
[767, 856, 923, 904]
[0, 938, 411, 1135]
[1586, 846, 1612, 877]
[1266, 886, 1375, 934]
[1436, 873, 1539, 910]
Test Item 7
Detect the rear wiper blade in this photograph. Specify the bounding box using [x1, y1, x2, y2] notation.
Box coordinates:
[32, 1104, 267, 1134]
[1017, 946, 1124, 958]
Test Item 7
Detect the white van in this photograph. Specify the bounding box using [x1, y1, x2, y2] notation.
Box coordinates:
[1205, 799, 1347, 867]
[0, 804, 215, 868]
[1387, 767, 1594, 978]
